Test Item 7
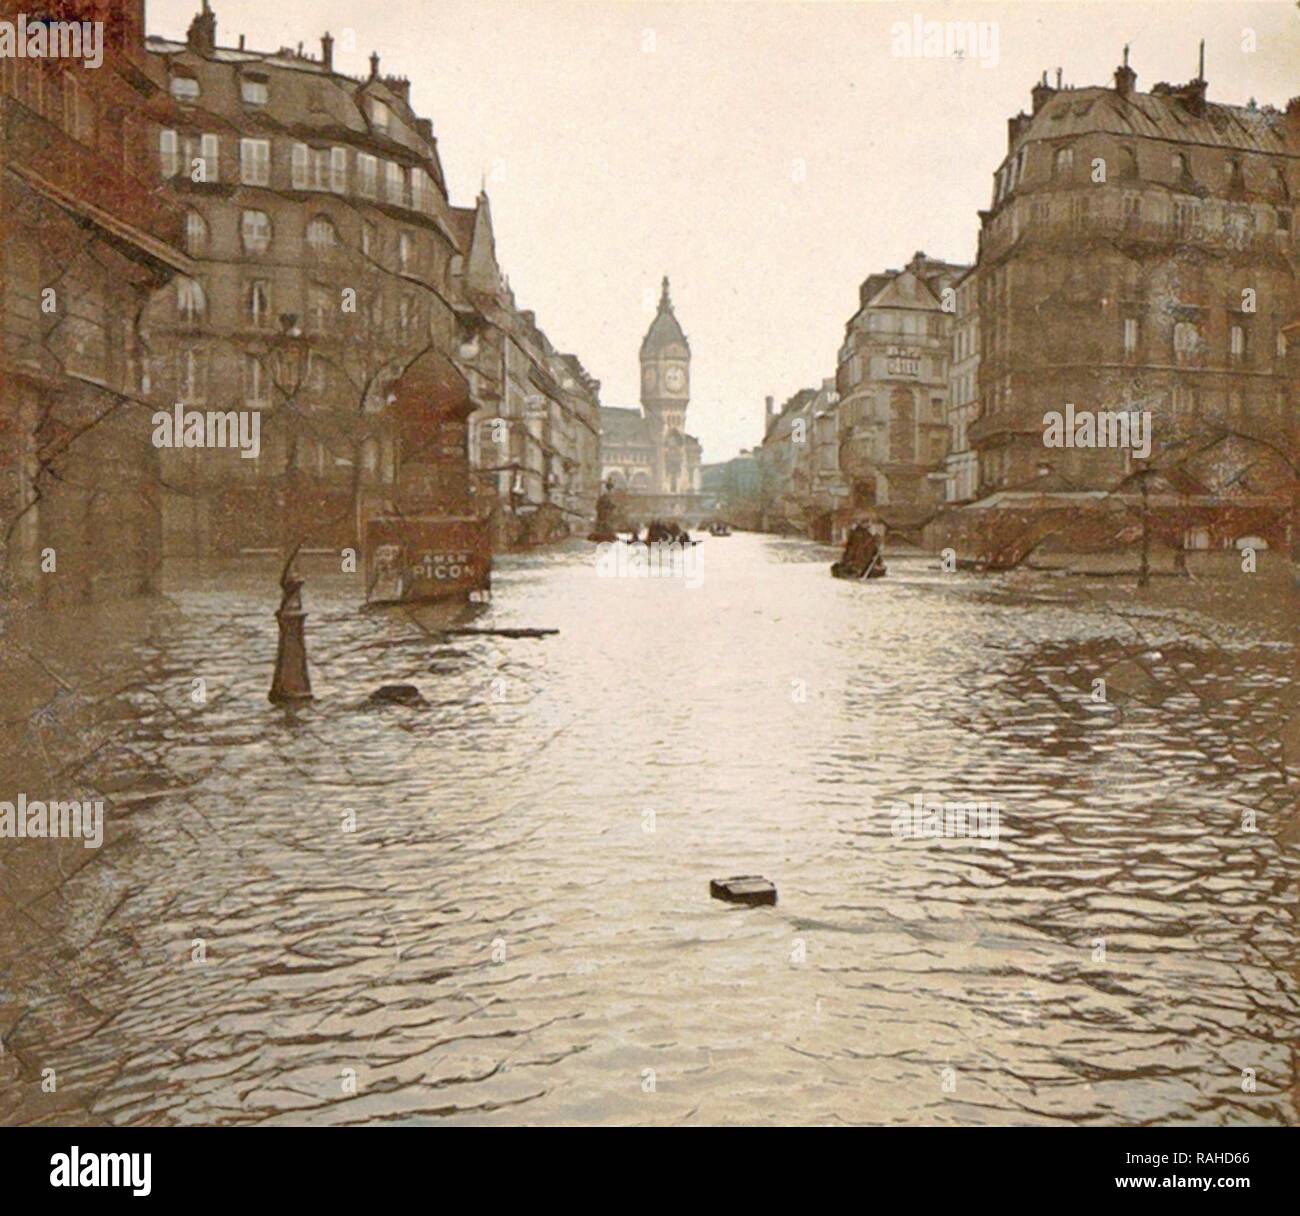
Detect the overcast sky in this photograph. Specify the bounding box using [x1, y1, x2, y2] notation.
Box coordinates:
[150, 1, 1300, 462]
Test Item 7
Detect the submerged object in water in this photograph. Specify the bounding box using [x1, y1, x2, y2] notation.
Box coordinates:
[710, 875, 777, 907]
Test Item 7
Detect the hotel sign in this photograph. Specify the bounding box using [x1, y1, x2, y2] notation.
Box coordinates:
[886, 346, 921, 377]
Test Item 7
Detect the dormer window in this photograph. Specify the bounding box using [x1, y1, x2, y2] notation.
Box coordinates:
[1053, 146, 1073, 177]
[1172, 152, 1192, 182]
[370, 98, 392, 132]
[170, 76, 200, 103]
[241, 76, 269, 107]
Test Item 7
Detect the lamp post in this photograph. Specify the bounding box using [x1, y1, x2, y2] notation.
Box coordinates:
[269, 541, 313, 703]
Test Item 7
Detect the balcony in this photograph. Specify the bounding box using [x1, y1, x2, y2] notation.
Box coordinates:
[982, 205, 1291, 264]
[3, 97, 187, 269]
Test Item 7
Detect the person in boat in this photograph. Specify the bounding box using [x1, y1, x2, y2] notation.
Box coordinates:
[832, 520, 883, 578]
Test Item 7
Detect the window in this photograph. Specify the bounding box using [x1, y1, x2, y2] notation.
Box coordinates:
[1172, 152, 1191, 181]
[1123, 317, 1139, 354]
[370, 98, 392, 131]
[357, 154, 378, 199]
[241, 209, 272, 254]
[159, 128, 179, 177]
[308, 285, 331, 334]
[398, 292, 415, 337]
[170, 76, 199, 102]
[398, 231, 413, 271]
[1173, 321, 1200, 363]
[241, 77, 269, 106]
[386, 161, 405, 205]
[1053, 146, 1073, 177]
[1120, 146, 1138, 180]
[306, 215, 339, 253]
[362, 221, 376, 257]
[243, 354, 269, 405]
[306, 352, 327, 394]
[184, 210, 208, 255]
[367, 291, 383, 328]
[246, 279, 271, 327]
[411, 167, 432, 212]
[293, 144, 336, 191]
[1173, 198, 1197, 235]
[1230, 324, 1246, 361]
[199, 133, 219, 182]
[176, 277, 206, 325]
[1122, 193, 1141, 221]
[1278, 330, 1288, 360]
[330, 147, 347, 193]
[240, 138, 270, 185]
[178, 349, 207, 403]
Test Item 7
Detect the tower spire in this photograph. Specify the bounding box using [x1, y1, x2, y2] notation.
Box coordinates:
[660, 275, 671, 308]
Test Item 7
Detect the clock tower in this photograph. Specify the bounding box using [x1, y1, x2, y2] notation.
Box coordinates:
[639, 276, 690, 493]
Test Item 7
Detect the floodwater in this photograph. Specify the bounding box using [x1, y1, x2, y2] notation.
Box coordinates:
[1, 533, 1296, 1125]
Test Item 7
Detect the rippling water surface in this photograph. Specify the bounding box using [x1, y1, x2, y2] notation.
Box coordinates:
[1, 533, 1296, 1125]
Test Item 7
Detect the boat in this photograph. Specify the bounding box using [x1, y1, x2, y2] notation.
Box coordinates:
[708, 522, 732, 537]
[831, 557, 887, 580]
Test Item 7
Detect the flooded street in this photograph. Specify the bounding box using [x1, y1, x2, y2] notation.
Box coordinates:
[1, 533, 1296, 1126]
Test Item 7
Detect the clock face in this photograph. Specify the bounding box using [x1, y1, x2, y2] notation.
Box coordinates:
[664, 366, 686, 393]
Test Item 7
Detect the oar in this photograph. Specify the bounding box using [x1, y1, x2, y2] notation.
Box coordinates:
[861, 551, 881, 580]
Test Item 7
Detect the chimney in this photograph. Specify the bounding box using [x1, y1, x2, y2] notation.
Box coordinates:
[1055, 67, 1063, 89]
[1114, 45, 1136, 96]
[369, 51, 380, 79]
[321, 31, 333, 71]
[1031, 71, 1055, 114]
[765, 395, 775, 421]
[186, 0, 217, 56]
[386, 76, 411, 103]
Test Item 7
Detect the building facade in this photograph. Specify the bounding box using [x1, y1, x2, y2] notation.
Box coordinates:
[835, 251, 969, 533]
[452, 191, 603, 547]
[1, 0, 190, 603]
[144, 5, 472, 554]
[142, 3, 602, 557]
[970, 60, 1299, 520]
[944, 266, 980, 504]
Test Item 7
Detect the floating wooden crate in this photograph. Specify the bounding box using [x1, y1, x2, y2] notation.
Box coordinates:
[710, 876, 777, 907]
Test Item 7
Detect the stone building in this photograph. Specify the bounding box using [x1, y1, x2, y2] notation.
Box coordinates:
[142, 3, 601, 557]
[600, 277, 703, 513]
[969, 57, 1298, 526]
[835, 251, 969, 533]
[144, 4, 476, 554]
[944, 266, 980, 504]
[1, 0, 190, 603]
[451, 191, 603, 547]
[758, 388, 817, 534]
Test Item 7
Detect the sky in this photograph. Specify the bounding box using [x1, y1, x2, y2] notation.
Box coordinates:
[149, 1, 1300, 462]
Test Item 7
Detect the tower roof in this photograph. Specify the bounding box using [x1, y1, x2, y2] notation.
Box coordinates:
[640, 276, 689, 357]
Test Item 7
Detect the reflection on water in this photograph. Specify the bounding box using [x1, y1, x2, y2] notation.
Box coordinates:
[0, 535, 1295, 1125]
